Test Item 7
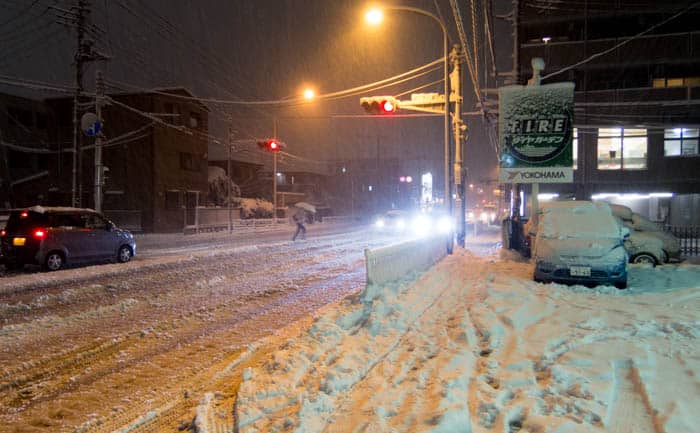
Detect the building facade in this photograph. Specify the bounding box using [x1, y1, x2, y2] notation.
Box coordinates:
[0, 88, 209, 232]
[515, 0, 700, 224]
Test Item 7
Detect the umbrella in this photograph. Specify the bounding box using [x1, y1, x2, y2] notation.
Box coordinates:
[294, 202, 316, 213]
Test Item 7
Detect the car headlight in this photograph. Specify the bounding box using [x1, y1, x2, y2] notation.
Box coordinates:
[480, 213, 488, 222]
[437, 216, 452, 234]
[396, 219, 406, 229]
[411, 216, 429, 236]
[375, 219, 385, 228]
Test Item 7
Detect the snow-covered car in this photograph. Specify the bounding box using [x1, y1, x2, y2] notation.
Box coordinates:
[532, 201, 628, 289]
[622, 228, 666, 266]
[610, 204, 681, 263]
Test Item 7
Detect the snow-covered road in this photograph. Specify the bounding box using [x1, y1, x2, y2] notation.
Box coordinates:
[0, 224, 391, 433]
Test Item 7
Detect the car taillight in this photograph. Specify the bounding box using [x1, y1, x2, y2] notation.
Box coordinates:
[33, 229, 46, 239]
[20, 211, 28, 218]
[0, 229, 5, 237]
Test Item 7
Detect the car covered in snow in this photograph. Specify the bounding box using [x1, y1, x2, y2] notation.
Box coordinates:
[531, 201, 629, 289]
[610, 203, 681, 263]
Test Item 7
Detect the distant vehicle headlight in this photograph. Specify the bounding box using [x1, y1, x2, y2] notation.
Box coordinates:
[480, 212, 488, 223]
[437, 216, 452, 234]
[468, 211, 474, 219]
[412, 215, 429, 236]
[490, 212, 496, 221]
[396, 219, 406, 230]
[375, 219, 385, 228]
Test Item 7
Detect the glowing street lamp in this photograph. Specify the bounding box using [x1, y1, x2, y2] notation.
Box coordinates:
[303, 88, 315, 100]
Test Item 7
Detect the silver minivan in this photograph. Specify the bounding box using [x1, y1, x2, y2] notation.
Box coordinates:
[1, 206, 136, 271]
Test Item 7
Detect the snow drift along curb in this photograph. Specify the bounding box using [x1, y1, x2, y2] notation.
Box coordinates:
[364, 235, 449, 285]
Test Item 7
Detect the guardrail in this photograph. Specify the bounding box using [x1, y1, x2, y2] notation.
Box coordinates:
[364, 235, 449, 286]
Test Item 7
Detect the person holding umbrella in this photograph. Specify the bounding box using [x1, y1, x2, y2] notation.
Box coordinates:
[291, 202, 315, 241]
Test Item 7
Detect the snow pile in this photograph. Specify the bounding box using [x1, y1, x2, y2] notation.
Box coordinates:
[233, 248, 700, 432]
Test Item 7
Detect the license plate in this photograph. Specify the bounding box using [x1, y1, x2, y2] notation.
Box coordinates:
[12, 237, 26, 246]
[570, 266, 591, 277]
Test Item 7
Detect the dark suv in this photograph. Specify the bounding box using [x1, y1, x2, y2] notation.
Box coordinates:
[1, 206, 136, 271]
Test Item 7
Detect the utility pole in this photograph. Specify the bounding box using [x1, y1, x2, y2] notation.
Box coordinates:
[227, 128, 233, 232]
[71, 0, 88, 207]
[93, 70, 104, 212]
[54, 0, 109, 207]
[0, 131, 13, 208]
[272, 118, 278, 223]
[450, 46, 467, 247]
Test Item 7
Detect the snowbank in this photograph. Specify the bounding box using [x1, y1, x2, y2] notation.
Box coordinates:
[233, 248, 700, 432]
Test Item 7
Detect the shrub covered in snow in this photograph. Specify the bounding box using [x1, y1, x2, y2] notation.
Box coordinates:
[208, 166, 241, 206]
[239, 198, 273, 219]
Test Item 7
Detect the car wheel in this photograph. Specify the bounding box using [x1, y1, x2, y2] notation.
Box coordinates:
[44, 252, 64, 271]
[631, 253, 657, 266]
[614, 280, 628, 290]
[117, 245, 132, 263]
[661, 250, 669, 263]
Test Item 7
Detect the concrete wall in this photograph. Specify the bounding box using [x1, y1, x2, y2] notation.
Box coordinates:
[364, 235, 448, 286]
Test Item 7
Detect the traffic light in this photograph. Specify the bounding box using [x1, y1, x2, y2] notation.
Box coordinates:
[257, 139, 285, 152]
[360, 96, 399, 114]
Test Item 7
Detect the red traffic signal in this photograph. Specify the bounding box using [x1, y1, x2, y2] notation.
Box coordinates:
[257, 139, 285, 152]
[360, 96, 398, 114]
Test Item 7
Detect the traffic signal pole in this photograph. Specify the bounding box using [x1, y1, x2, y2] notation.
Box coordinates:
[450, 47, 467, 248]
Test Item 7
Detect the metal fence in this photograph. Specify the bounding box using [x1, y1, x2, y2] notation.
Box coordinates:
[662, 225, 700, 256]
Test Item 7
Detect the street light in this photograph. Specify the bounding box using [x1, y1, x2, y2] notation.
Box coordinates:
[303, 88, 315, 100]
[365, 5, 452, 252]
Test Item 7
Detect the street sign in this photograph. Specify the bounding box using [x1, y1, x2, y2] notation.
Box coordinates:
[498, 82, 575, 183]
[81, 112, 101, 136]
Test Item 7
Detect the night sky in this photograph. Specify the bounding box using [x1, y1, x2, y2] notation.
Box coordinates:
[1, 0, 506, 183]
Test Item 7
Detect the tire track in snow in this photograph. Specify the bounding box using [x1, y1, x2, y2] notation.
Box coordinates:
[607, 360, 664, 433]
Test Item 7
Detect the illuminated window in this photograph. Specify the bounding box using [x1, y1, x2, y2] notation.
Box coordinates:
[664, 128, 699, 156]
[572, 128, 578, 170]
[597, 128, 647, 170]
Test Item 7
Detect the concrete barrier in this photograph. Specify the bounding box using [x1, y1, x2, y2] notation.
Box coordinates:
[364, 235, 449, 285]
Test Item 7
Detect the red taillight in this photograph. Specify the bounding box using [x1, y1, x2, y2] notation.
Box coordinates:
[0, 229, 5, 237]
[20, 211, 28, 218]
[33, 229, 46, 239]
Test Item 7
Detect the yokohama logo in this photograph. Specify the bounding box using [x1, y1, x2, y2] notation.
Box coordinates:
[507, 170, 566, 181]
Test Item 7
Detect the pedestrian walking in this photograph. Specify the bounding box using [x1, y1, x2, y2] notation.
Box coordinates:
[292, 210, 306, 241]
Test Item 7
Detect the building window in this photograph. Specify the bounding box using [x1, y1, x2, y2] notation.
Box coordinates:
[179, 152, 202, 172]
[664, 128, 699, 156]
[165, 190, 180, 209]
[189, 112, 201, 128]
[572, 128, 578, 170]
[653, 77, 700, 88]
[597, 128, 647, 170]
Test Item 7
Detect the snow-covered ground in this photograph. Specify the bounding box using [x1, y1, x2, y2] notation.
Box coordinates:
[233, 230, 700, 433]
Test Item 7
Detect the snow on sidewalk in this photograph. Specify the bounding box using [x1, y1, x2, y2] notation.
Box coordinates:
[233, 248, 700, 433]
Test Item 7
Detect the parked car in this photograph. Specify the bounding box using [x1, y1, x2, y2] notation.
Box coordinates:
[0, 206, 136, 271]
[609, 204, 681, 263]
[621, 228, 666, 266]
[531, 201, 628, 289]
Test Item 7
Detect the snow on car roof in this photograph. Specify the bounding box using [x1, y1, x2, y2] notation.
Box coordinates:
[25, 205, 97, 214]
[538, 201, 622, 239]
